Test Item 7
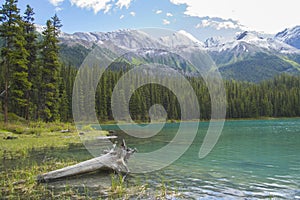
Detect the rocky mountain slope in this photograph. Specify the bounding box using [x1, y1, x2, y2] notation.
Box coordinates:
[275, 26, 300, 49]
[53, 27, 300, 82]
[205, 31, 300, 82]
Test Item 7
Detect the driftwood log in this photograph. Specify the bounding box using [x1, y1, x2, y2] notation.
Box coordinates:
[37, 139, 137, 183]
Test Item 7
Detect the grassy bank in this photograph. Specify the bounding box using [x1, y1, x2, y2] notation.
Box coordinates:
[0, 122, 180, 199]
[0, 122, 80, 159]
[0, 122, 87, 199]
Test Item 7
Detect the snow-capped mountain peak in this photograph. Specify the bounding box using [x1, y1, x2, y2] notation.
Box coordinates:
[59, 29, 164, 50]
[236, 31, 264, 41]
[275, 26, 300, 49]
[204, 36, 226, 48]
[35, 24, 46, 33]
[205, 30, 300, 54]
[52, 26, 300, 83]
[177, 30, 202, 44]
[158, 30, 204, 48]
[276, 26, 300, 40]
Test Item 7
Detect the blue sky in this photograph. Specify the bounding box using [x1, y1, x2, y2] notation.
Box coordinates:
[18, 0, 187, 32]
[16, 0, 300, 41]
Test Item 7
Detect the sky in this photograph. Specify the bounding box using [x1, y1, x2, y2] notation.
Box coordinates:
[16, 0, 300, 40]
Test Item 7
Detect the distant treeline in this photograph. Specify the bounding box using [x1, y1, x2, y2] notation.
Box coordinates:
[225, 75, 300, 119]
[75, 67, 300, 122]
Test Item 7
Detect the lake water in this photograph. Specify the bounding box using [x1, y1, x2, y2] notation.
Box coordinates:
[3, 119, 299, 199]
[102, 119, 300, 199]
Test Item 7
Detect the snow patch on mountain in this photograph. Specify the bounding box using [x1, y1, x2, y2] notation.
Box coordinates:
[177, 30, 202, 44]
[275, 26, 300, 49]
[204, 36, 226, 48]
[158, 30, 204, 48]
[35, 24, 46, 33]
[206, 31, 300, 54]
[59, 29, 164, 50]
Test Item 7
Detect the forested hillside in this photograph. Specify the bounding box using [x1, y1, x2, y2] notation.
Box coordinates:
[1, 1, 300, 124]
[79, 68, 300, 121]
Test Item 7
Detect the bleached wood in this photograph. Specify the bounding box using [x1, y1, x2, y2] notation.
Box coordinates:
[37, 140, 136, 183]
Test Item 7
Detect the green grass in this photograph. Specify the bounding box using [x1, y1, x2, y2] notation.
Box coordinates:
[0, 122, 81, 159]
[0, 121, 179, 199]
[0, 122, 93, 198]
[0, 158, 95, 199]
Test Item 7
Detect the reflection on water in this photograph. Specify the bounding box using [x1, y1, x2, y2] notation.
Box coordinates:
[103, 119, 300, 199]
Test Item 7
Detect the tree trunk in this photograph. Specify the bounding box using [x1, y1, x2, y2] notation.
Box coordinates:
[4, 80, 8, 124]
[37, 140, 136, 183]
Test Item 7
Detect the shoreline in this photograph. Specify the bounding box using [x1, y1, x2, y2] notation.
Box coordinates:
[95, 117, 300, 127]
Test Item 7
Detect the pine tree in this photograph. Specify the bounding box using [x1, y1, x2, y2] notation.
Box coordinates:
[58, 65, 69, 122]
[40, 17, 62, 122]
[23, 4, 37, 121]
[0, 0, 30, 123]
[65, 64, 77, 120]
[51, 14, 62, 37]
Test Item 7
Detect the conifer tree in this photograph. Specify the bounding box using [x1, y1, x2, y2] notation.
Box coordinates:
[40, 15, 62, 122]
[23, 4, 37, 121]
[51, 14, 62, 37]
[0, 0, 30, 123]
[58, 68, 69, 121]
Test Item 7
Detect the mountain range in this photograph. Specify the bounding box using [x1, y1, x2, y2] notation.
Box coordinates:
[52, 26, 300, 82]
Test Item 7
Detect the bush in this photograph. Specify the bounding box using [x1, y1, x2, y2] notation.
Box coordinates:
[0, 113, 27, 124]
[81, 124, 95, 132]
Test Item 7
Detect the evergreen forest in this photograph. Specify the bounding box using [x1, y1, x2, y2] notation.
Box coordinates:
[1, 0, 300, 124]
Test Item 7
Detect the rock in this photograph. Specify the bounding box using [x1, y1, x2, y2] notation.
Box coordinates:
[13, 180, 26, 185]
[3, 136, 18, 140]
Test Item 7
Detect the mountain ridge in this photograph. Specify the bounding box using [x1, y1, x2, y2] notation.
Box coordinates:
[53, 26, 300, 82]
[275, 26, 300, 49]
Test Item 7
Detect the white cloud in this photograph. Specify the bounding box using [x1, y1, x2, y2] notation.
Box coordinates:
[49, 0, 64, 6]
[116, 0, 133, 9]
[163, 19, 171, 25]
[130, 12, 136, 17]
[120, 15, 125, 19]
[166, 12, 173, 17]
[49, 0, 64, 12]
[103, 3, 112, 13]
[52, 0, 133, 14]
[70, 0, 112, 14]
[156, 10, 162, 14]
[196, 19, 246, 30]
[170, 0, 300, 33]
[55, 7, 63, 12]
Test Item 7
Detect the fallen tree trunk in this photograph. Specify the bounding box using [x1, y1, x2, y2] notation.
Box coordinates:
[37, 140, 136, 183]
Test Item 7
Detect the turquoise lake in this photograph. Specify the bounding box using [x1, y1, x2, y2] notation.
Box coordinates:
[101, 119, 300, 199]
[4, 119, 298, 199]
